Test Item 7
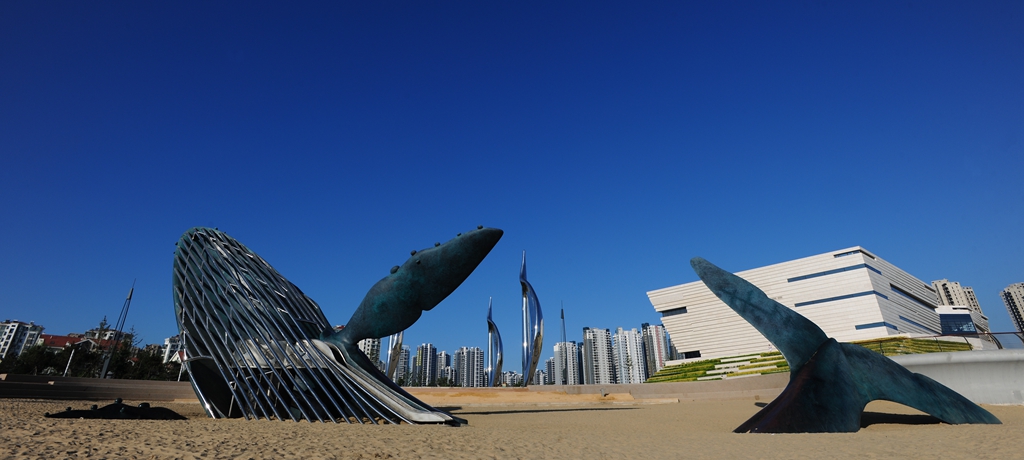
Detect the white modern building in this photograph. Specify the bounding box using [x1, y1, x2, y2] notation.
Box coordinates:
[0, 320, 44, 360]
[612, 327, 647, 384]
[648, 247, 960, 362]
[1002, 283, 1024, 333]
[582, 327, 616, 385]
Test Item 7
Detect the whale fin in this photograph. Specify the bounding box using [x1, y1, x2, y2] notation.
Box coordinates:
[842, 343, 1000, 425]
[692, 257, 1000, 433]
[690, 257, 827, 373]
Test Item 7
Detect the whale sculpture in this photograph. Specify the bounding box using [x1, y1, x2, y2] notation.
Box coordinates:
[690, 257, 1000, 433]
[172, 226, 501, 425]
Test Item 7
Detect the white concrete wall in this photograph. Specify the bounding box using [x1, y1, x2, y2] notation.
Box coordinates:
[891, 350, 1024, 405]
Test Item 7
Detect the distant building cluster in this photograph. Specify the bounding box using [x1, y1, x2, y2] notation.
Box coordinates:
[381, 343, 504, 387]
[0, 321, 140, 361]
[543, 322, 676, 385]
[648, 246, 1019, 363]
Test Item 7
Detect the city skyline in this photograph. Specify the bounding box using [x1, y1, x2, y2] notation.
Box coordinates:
[2, 2, 1021, 370]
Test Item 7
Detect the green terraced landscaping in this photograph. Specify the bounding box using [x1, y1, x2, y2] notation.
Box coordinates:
[851, 337, 973, 356]
[646, 351, 787, 383]
[646, 337, 976, 383]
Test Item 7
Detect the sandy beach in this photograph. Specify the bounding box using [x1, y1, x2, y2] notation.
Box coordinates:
[2, 394, 1023, 459]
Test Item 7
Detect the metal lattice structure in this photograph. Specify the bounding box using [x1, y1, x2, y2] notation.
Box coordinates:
[172, 227, 471, 424]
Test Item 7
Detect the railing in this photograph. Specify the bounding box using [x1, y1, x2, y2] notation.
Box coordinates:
[854, 332, 1024, 356]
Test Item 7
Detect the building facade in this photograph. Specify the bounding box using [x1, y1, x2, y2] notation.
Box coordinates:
[395, 345, 410, 384]
[454, 346, 485, 387]
[1002, 283, 1024, 333]
[932, 279, 983, 314]
[612, 327, 647, 384]
[162, 335, 183, 363]
[648, 247, 956, 361]
[414, 343, 437, 386]
[0, 320, 44, 360]
[640, 323, 670, 377]
[358, 337, 382, 366]
[582, 327, 616, 385]
[552, 341, 583, 385]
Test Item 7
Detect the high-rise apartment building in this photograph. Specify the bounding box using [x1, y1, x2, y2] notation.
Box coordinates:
[395, 345, 410, 384]
[533, 369, 546, 385]
[438, 364, 455, 386]
[544, 357, 555, 384]
[358, 337, 382, 366]
[414, 343, 437, 386]
[454, 346, 485, 387]
[649, 247, 953, 361]
[501, 370, 523, 386]
[612, 327, 647, 384]
[0, 320, 44, 360]
[640, 323, 669, 377]
[932, 279, 983, 314]
[1002, 283, 1024, 333]
[582, 327, 616, 385]
[552, 341, 583, 385]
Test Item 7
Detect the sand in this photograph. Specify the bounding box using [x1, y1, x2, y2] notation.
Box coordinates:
[2, 396, 1023, 459]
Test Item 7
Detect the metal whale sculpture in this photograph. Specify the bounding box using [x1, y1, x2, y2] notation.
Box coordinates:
[172, 226, 501, 425]
[690, 257, 1000, 433]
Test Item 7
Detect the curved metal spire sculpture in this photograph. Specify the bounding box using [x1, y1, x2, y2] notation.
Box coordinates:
[172, 226, 501, 424]
[486, 297, 503, 387]
[384, 332, 403, 381]
[520, 252, 543, 386]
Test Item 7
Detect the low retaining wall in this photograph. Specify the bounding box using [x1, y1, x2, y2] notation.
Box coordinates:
[530, 373, 789, 402]
[891, 349, 1024, 405]
[0, 374, 198, 402]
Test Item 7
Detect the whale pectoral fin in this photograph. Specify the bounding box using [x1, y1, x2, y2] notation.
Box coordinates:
[841, 344, 1000, 425]
[691, 257, 827, 373]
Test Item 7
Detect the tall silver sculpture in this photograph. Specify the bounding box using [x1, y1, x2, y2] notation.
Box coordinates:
[485, 298, 503, 387]
[173, 226, 501, 424]
[384, 332, 403, 381]
[520, 252, 543, 386]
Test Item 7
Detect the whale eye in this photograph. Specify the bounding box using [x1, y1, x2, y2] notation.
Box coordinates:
[435, 242, 440, 247]
[410, 250, 417, 255]
[416, 260, 421, 265]
[390, 266, 399, 274]
[477, 225, 483, 229]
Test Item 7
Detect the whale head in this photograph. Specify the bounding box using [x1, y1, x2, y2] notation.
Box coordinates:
[389, 226, 503, 310]
[335, 226, 504, 343]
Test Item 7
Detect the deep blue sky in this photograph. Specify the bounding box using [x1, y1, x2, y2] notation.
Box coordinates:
[2, 2, 1022, 370]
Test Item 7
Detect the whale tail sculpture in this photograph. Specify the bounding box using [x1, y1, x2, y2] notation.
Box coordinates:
[173, 226, 501, 425]
[690, 257, 1000, 433]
